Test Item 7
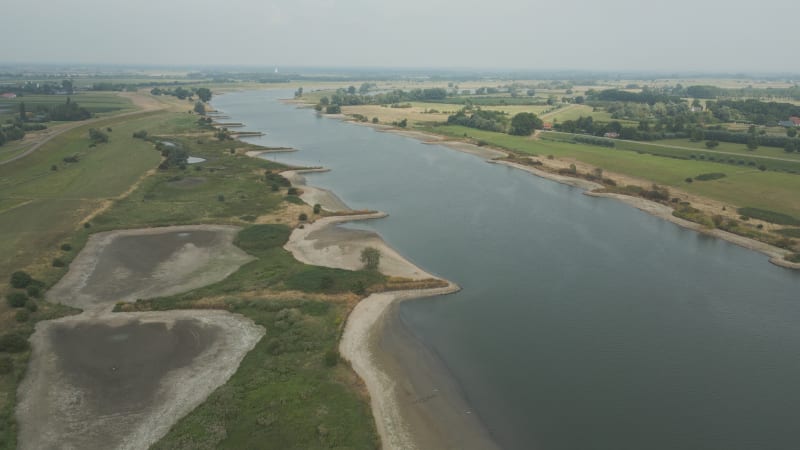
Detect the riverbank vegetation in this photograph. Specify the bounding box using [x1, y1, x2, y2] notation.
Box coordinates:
[0, 91, 391, 448]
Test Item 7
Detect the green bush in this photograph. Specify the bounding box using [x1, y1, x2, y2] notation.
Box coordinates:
[60, 243, 72, 251]
[313, 204, 322, 214]
[694, 172, 726, 181]
[15, 309, 30, 322]
[0, 333, 30, 353]
[10, 271, 32, 288]
[25, 300, 38, 312]
[324, 348, 339, 367]
[6, 292, 27, 308]
[52, 258, 66, 267]
[0, 356, 12, 374]
[26, 285, 41, 298]
[298, 213, 308, 221]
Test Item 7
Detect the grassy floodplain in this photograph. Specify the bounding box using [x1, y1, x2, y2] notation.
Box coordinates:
[424, 125, 800, 219]
[0, 90, 384, 449]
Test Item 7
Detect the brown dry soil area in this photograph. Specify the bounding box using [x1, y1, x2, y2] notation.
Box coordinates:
[47, 225, 254, 311]
[17, 226, 264, 450]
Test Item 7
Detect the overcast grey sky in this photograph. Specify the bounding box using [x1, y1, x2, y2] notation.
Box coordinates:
[2, 0, 798, 72]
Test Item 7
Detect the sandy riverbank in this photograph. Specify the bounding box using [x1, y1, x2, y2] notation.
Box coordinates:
[267, 154, 498, 449]
[319, 110, 800, 270]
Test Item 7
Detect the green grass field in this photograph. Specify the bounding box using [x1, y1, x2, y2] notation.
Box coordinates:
[0, 92, 134, 122]
[428, 125, 800, 218]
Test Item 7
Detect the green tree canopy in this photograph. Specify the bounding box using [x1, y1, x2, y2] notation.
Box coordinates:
[195, 88, 212, 102]
[509, 112, 543, 136]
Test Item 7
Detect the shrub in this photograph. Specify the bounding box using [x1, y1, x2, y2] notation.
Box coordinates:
[313, 204, 322, 214]
[50, 164, 58, 171]
[25, 300, 38, 312]
[15, 309, 29, 322]
[694, 173, 726, 181]
[61, 243, 72, 251]
[52, 258, 65, 267]
[0, 333, 30, 353]
[217, 194, 225, 202]
[360, 247, 381, 271]
[298, 213, 308, 221]
[0, 356, 12, 374]
[84, 222, 91, 229]
[26, 285, 41, 298]
[287, 187, 299, 196]
[10, 270, 32, 288]
[685, 177, 693, 183]
[132, 130, 148, 139]
[6, 292, 27, 308]
[324, 348, 339, 367]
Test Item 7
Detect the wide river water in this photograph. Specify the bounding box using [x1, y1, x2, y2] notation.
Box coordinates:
[214, 90, 800, 450]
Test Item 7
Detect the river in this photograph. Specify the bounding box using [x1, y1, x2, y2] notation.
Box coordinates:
[214, 90, 800, 450]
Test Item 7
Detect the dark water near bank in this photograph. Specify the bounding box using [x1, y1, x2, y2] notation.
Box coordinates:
[214, 90, 800, 450]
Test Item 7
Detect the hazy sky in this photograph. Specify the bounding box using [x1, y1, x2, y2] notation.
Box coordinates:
[2, 0, 798, 73]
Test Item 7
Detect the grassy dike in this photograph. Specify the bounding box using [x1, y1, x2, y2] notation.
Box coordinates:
[1, 103, 383, 448]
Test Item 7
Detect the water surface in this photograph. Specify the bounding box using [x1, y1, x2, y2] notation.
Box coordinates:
[214, 90, 800, 450]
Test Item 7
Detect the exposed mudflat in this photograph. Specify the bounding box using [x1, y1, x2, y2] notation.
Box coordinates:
[47, 225, 254, 310]
[18, 311, 264, 450]
[18, 225, 264, 450]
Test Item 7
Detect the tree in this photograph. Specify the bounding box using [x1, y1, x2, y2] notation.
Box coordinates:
[194, 101, 206, 115]
[347, 86, 356, 95]
[360, 247, 381, 271]
[19, 102, 26, 122]
[397, 118, 407, 128]
[746, 135, 759, 151]
[294, 87, 303, 98]
[325, 104, 341, 114]
[788, 127, 798, 138]
[195, 88, 212, 102]
[705, 140, 719, 149]
[62, 79, 74, 95]
[509, 112, 543, 136]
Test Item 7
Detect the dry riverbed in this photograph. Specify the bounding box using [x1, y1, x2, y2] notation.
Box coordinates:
[17, 225, 264, 450]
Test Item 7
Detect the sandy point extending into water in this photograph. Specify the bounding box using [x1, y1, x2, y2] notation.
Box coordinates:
[281, 206, 497, 449]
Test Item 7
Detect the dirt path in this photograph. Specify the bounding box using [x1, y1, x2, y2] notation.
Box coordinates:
[0, 91, 164, 167]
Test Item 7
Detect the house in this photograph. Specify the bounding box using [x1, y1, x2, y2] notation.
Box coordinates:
[542, 122, 553, 131]
[603, 132, 620, 138]
[0, 93, 17, 99]
[779, 117, 800, 127]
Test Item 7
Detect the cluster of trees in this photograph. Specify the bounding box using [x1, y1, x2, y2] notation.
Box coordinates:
[705, 99, 800, 125]
[1, 79, 74, 95]
[685, 84, 800, 101]
[156, 142, 188, 169]
[447, 109, 509, 132]
[316, 88, 449, 111]
[151, 86, 211, 102]
[699, 128, 800, 151]
[447, 109, 543, 136]
[587, 88, 680, 105]
[0, 124, 25, 146]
